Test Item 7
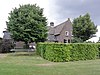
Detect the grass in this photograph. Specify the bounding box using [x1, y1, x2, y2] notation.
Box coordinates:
[0, 52, 100, 75]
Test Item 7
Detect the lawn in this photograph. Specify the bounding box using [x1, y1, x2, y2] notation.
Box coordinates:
[0, 52, 100, 75]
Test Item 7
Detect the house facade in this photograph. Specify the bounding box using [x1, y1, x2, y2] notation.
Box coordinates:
[47, 18, 73, 43]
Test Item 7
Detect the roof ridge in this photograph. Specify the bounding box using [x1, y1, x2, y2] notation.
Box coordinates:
[54, 20, 67, 28]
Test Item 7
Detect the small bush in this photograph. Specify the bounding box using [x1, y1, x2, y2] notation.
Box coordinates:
[1, 39, 14, 53]
[0, 42, 2, 53]
[71, 37, 83, 43]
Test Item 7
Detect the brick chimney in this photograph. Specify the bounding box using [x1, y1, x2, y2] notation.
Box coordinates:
[68, 18, 70, 21]
[3, 31, 11, 40]
[50, 22, 54, 27]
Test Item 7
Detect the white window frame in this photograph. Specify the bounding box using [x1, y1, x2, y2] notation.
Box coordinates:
[65, 31, 69, 36]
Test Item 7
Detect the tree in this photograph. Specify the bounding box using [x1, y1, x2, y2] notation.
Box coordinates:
[71, 37, 83, 43]
[1, 39, 14, 53]
[6, 4, 47, 44]
[72, 13, 97, 41]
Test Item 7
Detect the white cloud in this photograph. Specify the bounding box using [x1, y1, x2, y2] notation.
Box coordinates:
[86, 26, 100, 43]
[96, 26, 100, 37]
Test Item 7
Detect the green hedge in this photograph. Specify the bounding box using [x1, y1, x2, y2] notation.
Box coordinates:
[36, 43, 99, 62]
[44, 43, 71, 62]
[70, 44, 99, 61]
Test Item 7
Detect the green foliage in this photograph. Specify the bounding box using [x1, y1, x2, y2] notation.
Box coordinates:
[6, 4, 47, 44]
[37, 43, 99, 62]
[72, 37, 83, 43]
[36, 43, 46, 58]
[73, 13, 97, 41]
[96, 43, 100, 58]
[70, 44, 98, 61]
[0, 40, 2, 53]
[37, 43, 71, 62]
[45, 44, 71, 62]
[1, 39, 14, 53]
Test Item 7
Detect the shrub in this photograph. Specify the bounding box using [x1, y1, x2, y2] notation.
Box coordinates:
[47, 44, 71, 62]
[71, 37, 83, 43]
[1, 39, 14, 53]
[97, 43, 100, 58]
[36, 43, 46, 58]
[70, 43, 98, 61]
[37, 43, 99, 62]
[0, 41, 2, 53]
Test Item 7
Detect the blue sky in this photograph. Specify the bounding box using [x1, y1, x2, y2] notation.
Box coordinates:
[0, 0, 100, 37]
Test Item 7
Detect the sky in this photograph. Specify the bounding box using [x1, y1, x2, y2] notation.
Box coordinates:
[0, 0, 100, 37]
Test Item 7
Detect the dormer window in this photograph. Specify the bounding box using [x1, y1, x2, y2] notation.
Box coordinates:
[65, 31, 69, 36]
